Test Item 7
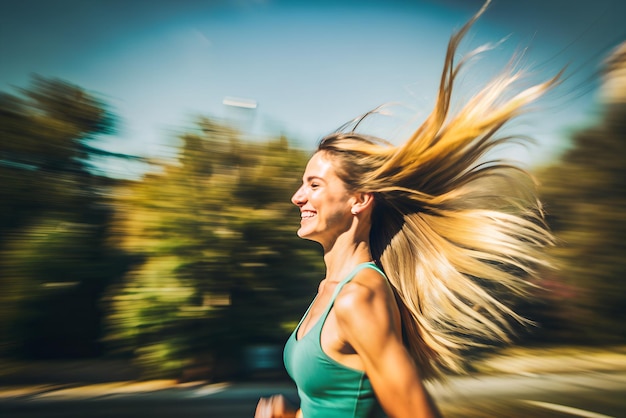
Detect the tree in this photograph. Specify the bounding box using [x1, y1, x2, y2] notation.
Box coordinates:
[0, 76, 133, 359]
[104, 119, 322, 379]
[534, 43, 626, 344]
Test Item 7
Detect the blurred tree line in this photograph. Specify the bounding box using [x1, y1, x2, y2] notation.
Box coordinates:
[532, 45, 626, 345]
[0, 76, 323, 379]
[103, 120, 323, 378]
[0, 76, 133, 360]
[0, 44, 624, 379]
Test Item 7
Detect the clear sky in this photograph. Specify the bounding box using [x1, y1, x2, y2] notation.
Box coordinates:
[1, 0, 625, 177]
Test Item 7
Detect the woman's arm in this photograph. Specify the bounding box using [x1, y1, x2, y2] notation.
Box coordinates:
[255, 394, 302, 418]
[334, 270, 442, 418]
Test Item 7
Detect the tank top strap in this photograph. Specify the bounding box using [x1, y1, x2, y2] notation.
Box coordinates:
[325, 262, 384, 315]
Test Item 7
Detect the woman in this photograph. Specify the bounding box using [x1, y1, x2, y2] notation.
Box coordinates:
[256, 2, 558, 417]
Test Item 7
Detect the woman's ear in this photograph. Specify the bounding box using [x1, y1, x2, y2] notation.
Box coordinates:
[351, 192, 375, 215]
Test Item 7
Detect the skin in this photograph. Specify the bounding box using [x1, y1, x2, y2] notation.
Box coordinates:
[255, 152, 440, 418]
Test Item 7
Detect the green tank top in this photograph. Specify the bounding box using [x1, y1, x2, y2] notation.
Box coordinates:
[283, 262, 387, 418]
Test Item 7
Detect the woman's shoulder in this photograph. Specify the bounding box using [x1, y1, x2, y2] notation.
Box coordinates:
[332, 265, 399, 348]
[334, 266, 393, 316]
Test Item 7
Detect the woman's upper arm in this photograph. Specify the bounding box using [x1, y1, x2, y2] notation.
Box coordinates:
[334, 272, 440, 418]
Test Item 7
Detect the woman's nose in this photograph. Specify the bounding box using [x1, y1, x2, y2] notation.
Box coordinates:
[291, 186, 305, 206]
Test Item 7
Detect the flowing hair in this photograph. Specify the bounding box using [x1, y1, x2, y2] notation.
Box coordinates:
[317, 2, 560, 380]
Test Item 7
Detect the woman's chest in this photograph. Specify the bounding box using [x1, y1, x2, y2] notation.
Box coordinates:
[300, 276, 348, 338]
[297, 292, 333, 340]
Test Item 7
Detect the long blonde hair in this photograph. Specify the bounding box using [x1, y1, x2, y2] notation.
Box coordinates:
[318, 2, 559, 380]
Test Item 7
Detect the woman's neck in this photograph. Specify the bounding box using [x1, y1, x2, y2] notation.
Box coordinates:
[322, 234, 372, 283]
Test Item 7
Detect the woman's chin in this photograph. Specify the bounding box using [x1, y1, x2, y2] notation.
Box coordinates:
[296, 228, 319, 242]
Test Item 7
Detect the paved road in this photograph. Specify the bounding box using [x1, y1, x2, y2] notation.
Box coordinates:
[433, 371, 626, 417]
[1, 371, 624, 417]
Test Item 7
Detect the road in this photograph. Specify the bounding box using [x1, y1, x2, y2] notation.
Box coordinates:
[1, 371, 624, 417]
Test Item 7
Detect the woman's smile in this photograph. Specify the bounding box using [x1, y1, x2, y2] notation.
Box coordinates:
[300, 210, 316, 220]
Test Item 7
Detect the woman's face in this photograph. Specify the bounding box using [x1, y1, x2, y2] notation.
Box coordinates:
[291, 152, 355, 246]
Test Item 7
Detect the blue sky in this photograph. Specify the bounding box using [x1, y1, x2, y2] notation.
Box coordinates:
[1, 0, 625, 177]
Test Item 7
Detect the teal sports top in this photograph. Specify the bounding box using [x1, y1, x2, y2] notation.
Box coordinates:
[283, 262, 387, 418]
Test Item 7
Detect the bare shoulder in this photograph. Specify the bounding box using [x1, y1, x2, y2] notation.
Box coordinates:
[334, 267, 393, 320]
[333, 266, 400, 353]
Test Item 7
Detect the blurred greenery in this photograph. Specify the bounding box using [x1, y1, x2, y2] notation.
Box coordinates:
[1, 50, 625, 380]
[102, 119, 323, 378]
[534, 98, 626, 344]
[0, 77, 135, 360]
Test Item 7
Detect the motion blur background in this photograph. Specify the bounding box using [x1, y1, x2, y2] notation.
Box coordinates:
[0, 0, 625, 384]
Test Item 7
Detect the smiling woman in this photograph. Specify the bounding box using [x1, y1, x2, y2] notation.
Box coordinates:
[254, 1, 562, 416]
[291, 153, 358, 248]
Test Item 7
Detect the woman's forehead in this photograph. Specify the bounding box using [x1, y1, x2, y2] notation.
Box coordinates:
[303, 152, 338, 180]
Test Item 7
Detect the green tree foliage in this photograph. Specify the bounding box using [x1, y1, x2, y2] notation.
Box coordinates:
[0, 76, 133, 359]
[104, 119, 323, 379]
[0, 76, 117, 230]
[535, 49, 626, 343]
